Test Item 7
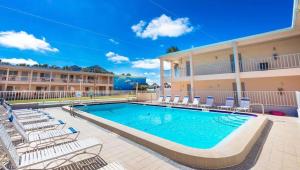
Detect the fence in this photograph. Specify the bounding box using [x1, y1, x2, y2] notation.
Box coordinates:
[158, 90, 297, 107]
[0, 90, 136, 103]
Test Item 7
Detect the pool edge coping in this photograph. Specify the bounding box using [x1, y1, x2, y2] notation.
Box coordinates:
[62, 102, 268, 169]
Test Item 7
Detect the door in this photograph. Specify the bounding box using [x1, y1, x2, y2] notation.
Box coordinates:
[230, 54, 243, 72]
[187, 84, 192, 99]
[186, 61, 191, 76]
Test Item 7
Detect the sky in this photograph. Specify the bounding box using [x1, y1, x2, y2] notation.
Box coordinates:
[0, 0, 295, 84]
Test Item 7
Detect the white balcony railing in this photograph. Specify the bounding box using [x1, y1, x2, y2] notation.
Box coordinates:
[173, 53, 300, 77]
[0, 90, 136, 102]
[0, 75, 112, 84]
[241, 53, 300, 72]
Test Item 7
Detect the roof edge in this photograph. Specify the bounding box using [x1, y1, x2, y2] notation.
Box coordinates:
[159, 27, 293, 58]
[159, 0, 299, 59]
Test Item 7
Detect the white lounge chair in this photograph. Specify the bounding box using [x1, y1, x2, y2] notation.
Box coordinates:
[219, 97, 235, 110]
[157, 96, 164, 103]
[199, 96, 214, 108]
[170, 96, 180, 105]
[189, 96, 201, 107]
[163, 96, 171, 104]
[15, 110, 49, 118]
[2, 108, 54, 124]
[16, 115, 54, 124]
[235, 98, 251, 112]
[0, 124, 103, 169]
[180, 96, 189, 105]
[22, 120, 66, 131]
[11, 117, 79, 148]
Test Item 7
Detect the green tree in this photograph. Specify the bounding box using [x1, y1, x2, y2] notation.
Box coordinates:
[166, 46, 179, 53]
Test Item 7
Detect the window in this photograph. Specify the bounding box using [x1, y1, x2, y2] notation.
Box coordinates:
[0, 70, 7, 75]
[9, 71, 18, 75]
[186, 61, 191, 76]
[174, 64, 180, 77]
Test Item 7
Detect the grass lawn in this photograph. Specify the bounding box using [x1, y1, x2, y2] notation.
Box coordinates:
[8, 94, 136, 104]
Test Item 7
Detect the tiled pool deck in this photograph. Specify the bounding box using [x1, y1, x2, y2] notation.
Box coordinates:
[41, 107, 300, 170]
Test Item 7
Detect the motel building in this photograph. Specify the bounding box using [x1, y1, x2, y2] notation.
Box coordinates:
[159, 1, 300, 116]
[0, 64, 114, 93]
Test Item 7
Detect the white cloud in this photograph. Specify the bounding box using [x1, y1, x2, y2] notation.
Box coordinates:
[132, 58, 160, 69]
[0, 31, 58, 52]
[105, 51, 129, 63]
[108, 38, 119, 45]
[0, 58, 38, 65]
[131, 14, 193, 40]
[132, 58, 171, 70]
[144, 72, 156, 76]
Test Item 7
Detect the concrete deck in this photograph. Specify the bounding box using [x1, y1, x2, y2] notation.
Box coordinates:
[38, 107, 300, 170]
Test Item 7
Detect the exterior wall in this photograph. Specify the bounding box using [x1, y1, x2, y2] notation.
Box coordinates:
[239, 35, 300, 59]
[0, 65, 113, 91]
[170, 81, 189, 97]
[242, 76, 300, 91]
[193, 79, 235, 91]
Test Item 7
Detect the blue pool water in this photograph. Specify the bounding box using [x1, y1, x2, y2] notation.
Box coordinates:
[76, 103, 253, 149]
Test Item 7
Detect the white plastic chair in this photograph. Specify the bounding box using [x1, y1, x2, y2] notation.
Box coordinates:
[180, 96, 189, 105]
[219, 97, 235, 110]
[200, 96, 214, 108]
[170, 96, 180, 105]
[235, 98, 251, 112]
[189, 96, 201, 107]
[164, 96, 171, 104]
[157, 96, 164, 103]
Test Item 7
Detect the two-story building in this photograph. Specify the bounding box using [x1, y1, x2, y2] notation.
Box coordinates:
[0, 64, 113, 92]
[159, 0, 300, 115]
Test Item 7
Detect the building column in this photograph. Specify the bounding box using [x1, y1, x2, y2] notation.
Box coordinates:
[49, 71, 52, 91]
[67, 73, 70, 91]
[232, 42, 242, 104]
[4, 68, 9, 91]
[29, 70, 33, 91]
[189, 54, 194, 99]
[105, 86, 109, 95]
[160, 58, 165, 96]
[170, 61, 174, 81]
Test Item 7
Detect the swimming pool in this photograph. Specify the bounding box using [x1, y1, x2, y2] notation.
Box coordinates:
[75, 103, 253, 149]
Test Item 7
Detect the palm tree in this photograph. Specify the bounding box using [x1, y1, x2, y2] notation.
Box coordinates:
[166, 46, 179, 53]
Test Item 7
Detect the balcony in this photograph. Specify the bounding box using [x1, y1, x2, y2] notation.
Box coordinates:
[172, 53, 300, 80]
[0, 75, 113, 85]
[241, 53, 300, 72]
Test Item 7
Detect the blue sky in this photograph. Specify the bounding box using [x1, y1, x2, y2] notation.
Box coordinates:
[0, 0, 294, 84]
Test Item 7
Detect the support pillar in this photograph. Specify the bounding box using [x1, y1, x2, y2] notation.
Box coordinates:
[160, 58, 165, 96]
[49, 71, 52, 91]
[232, 42, 242, 104]
[29, 70, 33, 90]
[4, 68, 9, 91]
[67, 73, 70, 91]
[189, 55, 194, 99]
